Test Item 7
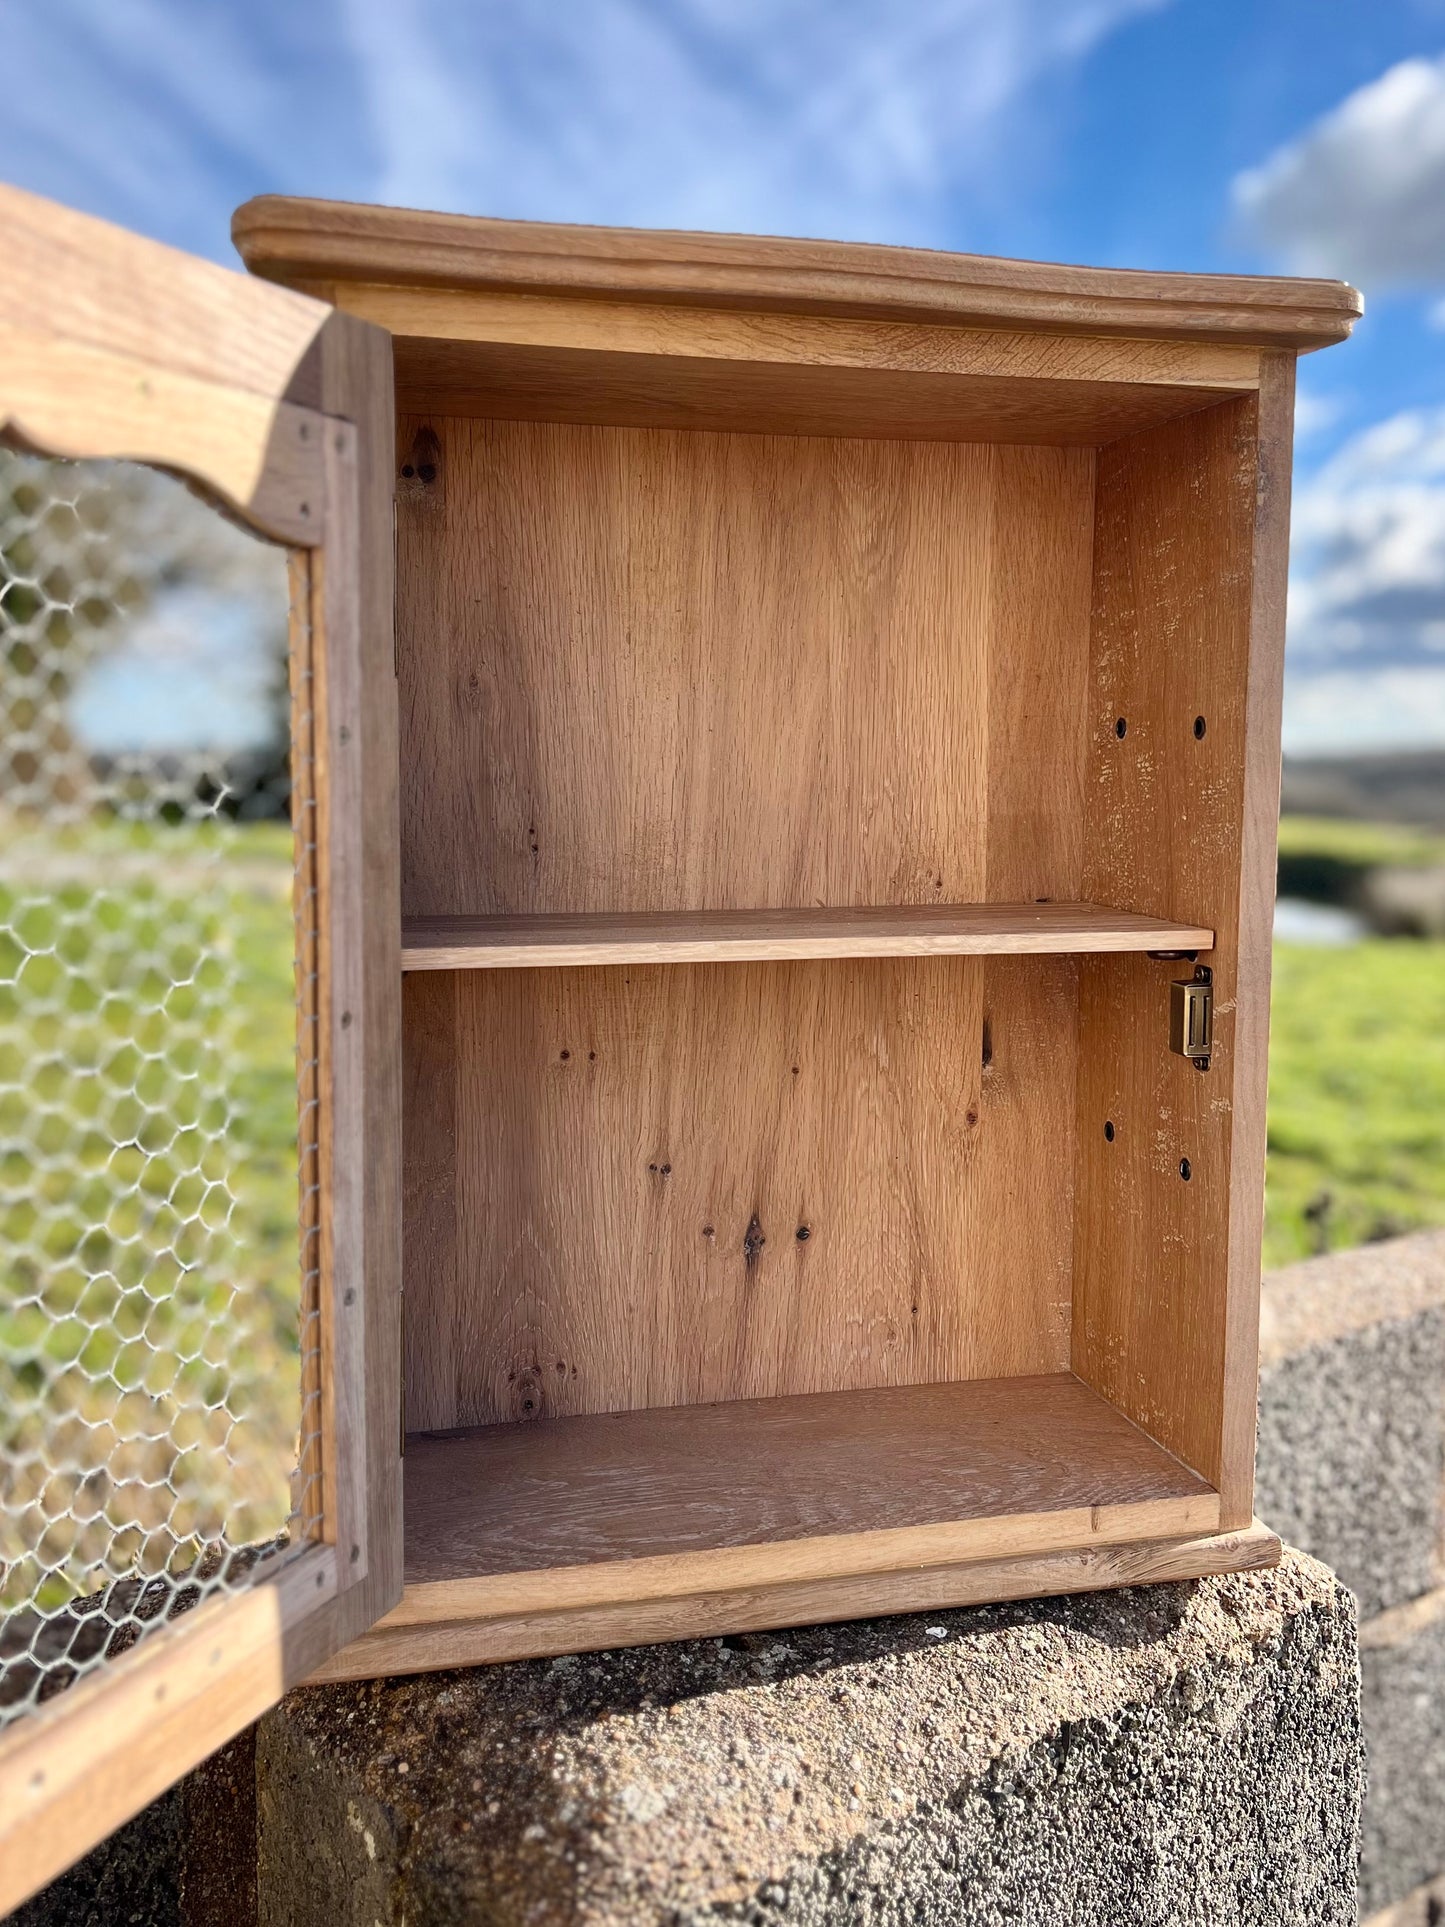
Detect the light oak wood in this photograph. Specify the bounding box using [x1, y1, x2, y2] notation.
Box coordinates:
[394, 354, 1245, 446]
[396, 419, 1097, 1432]
[0, 321, 327, 545]
[233, 196, 1361, 348]
[311, 1518, 1280, 1683]
[337, 286, 1264, 386]
[289, 548, 326, 1539]
[296, 307, 405, 1654]
[0, 1546, 338, 1918]
[397, 1374, 1215, 1591]
[229, 200, 1341, 1681]
[319, 285, 1266, 443]
[397, 419, 1095, 918]
[1073, 379, 1295, 1525]
[1221, 351, 1298, 1524]
[0, 183, 335, 546]
[5, 183, 328, 404]
[0, 195, 402, 1907]
[400, 903, 1213, 970]
[403, 955, 1080, 1428]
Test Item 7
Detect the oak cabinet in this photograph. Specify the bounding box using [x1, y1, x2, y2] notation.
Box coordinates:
[0, 182, 1357, 1907]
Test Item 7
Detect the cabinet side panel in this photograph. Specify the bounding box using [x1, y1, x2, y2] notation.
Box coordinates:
[1073, 371, 1293, 1519]
[288, 308, 404, 1667]
[1220, 353, 1295, 1519]
[405, 954, 1075, 1428]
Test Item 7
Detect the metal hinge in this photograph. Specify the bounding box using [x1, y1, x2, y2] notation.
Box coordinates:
[1170, 965, 1213, 1071]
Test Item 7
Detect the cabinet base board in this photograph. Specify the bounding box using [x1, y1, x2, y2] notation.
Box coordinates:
[307, 1519, 1280, 1683]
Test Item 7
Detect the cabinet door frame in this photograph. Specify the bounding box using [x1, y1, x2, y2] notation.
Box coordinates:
[0, 183, 400, 1914]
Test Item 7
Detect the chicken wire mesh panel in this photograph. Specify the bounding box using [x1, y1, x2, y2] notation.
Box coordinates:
[0, 446, 322, 1728]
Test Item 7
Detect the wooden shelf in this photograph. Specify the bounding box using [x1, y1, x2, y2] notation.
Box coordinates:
[401, 901, 1213, 972]
[398, 1373, 1219, 1607]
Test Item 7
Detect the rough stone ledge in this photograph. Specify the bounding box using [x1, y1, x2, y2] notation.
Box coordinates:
[1364, 1873, 1445, 1927]
[1358, 1584, 1445, 1918]
[254, 1548, 1362, 1927]
[1257, 1230, 1445, 1619]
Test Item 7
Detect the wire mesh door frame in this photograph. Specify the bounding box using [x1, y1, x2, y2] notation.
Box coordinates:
[0, 184, 401, 1913]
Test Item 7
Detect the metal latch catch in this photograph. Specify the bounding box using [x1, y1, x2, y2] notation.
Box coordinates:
[1170, 966, 1213, 1071]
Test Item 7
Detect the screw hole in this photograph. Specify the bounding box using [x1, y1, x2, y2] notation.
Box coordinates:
[1115, 717, 1128, 739]
[796, 1225, 811, 1242]
[343, 1287, 356, 1307]
[1104, 1120, 1115, 1142]
[1180, 1158, 1192, 1181]
[1193, 715, 1207, 740]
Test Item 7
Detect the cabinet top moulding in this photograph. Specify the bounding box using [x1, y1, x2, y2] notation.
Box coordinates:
[233, 196, 1362, 349]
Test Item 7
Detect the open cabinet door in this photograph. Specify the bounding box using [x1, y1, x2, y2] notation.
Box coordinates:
[0, 184, 400, 1913]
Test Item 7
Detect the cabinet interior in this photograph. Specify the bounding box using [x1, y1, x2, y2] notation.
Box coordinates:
[392, 356, 1262, 1590]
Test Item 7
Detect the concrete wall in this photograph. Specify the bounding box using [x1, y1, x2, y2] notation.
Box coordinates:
[248, 1553, 1361, 1927]
[1256, 1230, 1445, 1923]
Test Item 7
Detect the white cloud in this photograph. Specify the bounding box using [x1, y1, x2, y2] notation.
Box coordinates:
[0, 0, 1164, 257]
[1232, 53, 1445, 285]
[1285, 407, 1445, 750]
[1293, 388, 1343, 441]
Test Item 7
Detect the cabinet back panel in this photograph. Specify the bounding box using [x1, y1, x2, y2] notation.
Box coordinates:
[395, 418, 1094, 918]
[404, 954, 1076, 1429]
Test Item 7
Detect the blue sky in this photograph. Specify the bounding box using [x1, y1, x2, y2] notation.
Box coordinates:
[7, 0, 1445, 754]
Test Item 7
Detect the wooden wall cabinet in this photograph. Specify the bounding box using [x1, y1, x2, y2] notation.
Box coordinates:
[230, 198, 1361, 1681]
[0, 187, 1361, 1900]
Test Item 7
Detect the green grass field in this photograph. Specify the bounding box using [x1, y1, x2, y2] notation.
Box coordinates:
[0, 819, 302, 1611]
[1267, 814, 1445, 1265]
[1267, 936, 1445, 1266]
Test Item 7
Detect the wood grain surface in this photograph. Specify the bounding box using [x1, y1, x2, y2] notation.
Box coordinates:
[331, 287, 1265, 444]
[401, 1373, 1216, 1587]
[1073, 383, 1291, 1526]
[396, 418, 1098, 1430]
[309, 1519, 1278, 1682]
[396, 352, 1244, 447]
[395, 419, 1095, 919]
[233, 195, 1361, 347]
[403, 954, 1080, 1428]
[401, 902, 1214, 970]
